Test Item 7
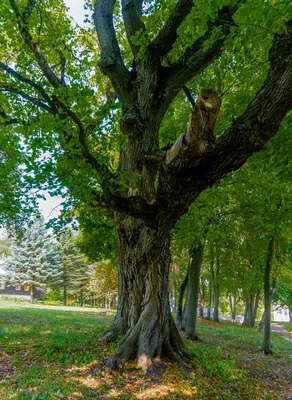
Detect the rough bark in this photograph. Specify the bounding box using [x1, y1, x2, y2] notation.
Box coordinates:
[263, 236, 275, 354]
[182, 243, 204, 340]
[100, 222, 190, 375]
[176, 270, 188, 327]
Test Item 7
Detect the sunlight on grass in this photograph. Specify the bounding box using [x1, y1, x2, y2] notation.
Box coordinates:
[1, 304, 292, 399]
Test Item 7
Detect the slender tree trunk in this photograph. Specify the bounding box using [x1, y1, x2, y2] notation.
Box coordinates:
[176, 270, 188, 327]
[248, 295, 253, 327]
[183, 244, 204, 340]
[213, 284, 219, 322]
[100, 222, 190, 375]
[263, 236, 275, 355]
[242, 296, 249, 326]
[207, 283, 212, 320]
[199, 280, 205, 318]
[258, 280, 276, 332]
[258, 311, 265, 332]
[289, 306, 292, 323]
[229, 293, 236, 322]
[63, 286, 67, 306]
[80, 287, 84, 307]
[251, 291, 260, 327]
[30, 285, 35, 303]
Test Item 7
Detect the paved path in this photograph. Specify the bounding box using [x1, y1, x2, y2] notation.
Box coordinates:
[271, 323, 292, 342]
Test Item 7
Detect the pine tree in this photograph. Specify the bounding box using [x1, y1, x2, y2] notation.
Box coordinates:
[58, 230, 91, 306]
[5, 218, 63, 302]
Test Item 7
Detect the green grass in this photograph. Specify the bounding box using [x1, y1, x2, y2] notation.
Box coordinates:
[281, 322, 292, 333]
[1, 301, 292, 399]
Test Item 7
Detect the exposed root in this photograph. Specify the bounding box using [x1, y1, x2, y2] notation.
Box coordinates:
[98, 323, 124, 343]
[185, 333, 200, 342]
[102, 355, 118, 371]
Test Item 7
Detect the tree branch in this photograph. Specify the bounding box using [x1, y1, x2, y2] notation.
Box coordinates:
[53, 41, 67, 86]
[9, 0, 61, 88]
[162, 4, 240, 108]
[93, 0, 131, 102]
[121, 0, 144, 56]
[22, 0, 36, 22]
[158, 19, 292, 228]
[0, 109, 19, 125]
[148, 0, 194, 59]
[0, 62, 52, 103]
[0, 85, 53, 113]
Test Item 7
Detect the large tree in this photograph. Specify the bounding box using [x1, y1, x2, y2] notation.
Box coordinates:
[0, 0, 292, 374]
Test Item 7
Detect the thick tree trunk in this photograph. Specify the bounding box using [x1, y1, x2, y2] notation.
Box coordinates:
[101, 221, 190, 375]
[263, 236, 275, 355]
[182, 243, 204, 340]
[176, 270, 188, 327]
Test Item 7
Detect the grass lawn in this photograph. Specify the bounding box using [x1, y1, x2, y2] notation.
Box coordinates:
[1, 301, 292, 399]
[281, 322, 292, 333]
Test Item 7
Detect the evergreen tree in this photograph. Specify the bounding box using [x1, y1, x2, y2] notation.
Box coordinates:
[5, 218, 63, 302]
[58, 230, 91, 306]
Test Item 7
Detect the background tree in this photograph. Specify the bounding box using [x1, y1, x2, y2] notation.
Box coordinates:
[5, 218, 62, 302]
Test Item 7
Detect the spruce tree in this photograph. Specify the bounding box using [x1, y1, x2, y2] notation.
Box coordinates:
[58, 230, 91, 306]
[5, 218, 63, 302]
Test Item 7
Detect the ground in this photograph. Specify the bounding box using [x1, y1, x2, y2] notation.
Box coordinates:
[1, 301, 292, 400]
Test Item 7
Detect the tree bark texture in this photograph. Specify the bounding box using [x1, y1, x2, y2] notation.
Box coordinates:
[182, 243, 204, 340]
[263, 236, 275, 354]
[101, 221, 190, 375]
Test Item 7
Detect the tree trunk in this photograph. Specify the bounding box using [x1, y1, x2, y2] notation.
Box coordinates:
[63, 286, 67, 306]
[242, 296, 249, 326]
[258, 280, 276, 332]
[251, 291, 260, 327]
[263, 236, 275, 355]
[30, 285, 35, 303]
[207, 283, 212, 320]
[213, 284, 219, 322]
[100, 222, 190, 375]
[229, 292, 236, 322]
[199, 280, 205, 318]
[182, 243, 204, 340]
[80, 287, 84, 307]
[289, 306, 292, 323]
[176, 270, 188, 327]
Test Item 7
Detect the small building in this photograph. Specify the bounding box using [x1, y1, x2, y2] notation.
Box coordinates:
[0, 260, 43, 300]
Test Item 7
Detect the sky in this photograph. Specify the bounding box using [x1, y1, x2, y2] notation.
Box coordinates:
[38, 0, 86, 221]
